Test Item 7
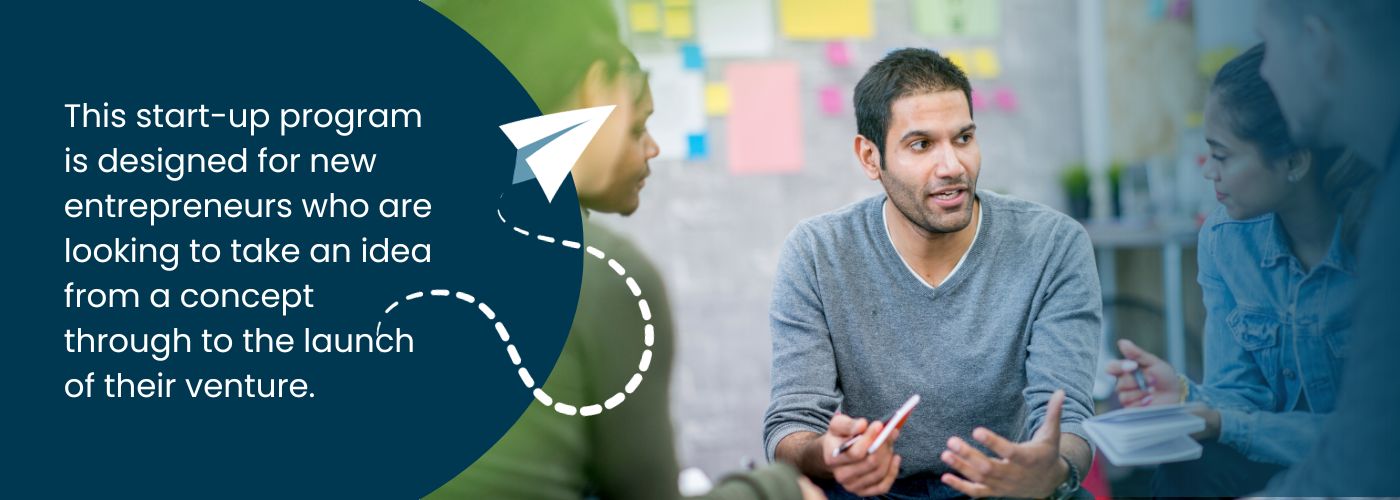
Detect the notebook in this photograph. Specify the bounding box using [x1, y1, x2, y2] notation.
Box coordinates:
[1083, 404, 1205, 466]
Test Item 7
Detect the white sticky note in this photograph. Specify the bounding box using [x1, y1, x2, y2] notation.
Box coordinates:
[696, 0, 775, 57]
[636, 52, 706, 161]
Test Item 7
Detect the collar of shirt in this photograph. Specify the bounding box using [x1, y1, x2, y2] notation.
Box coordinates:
[1258, 213, 1354, 275]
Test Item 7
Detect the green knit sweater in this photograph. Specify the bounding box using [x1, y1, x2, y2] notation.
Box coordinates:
[426, 218, 802, 499]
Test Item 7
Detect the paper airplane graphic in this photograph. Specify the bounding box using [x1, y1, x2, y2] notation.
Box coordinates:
[498, 105, 616, 202]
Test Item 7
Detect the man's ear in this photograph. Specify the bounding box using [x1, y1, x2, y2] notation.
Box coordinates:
[855, 135, 883, 181]
[575, 59, 615, 108]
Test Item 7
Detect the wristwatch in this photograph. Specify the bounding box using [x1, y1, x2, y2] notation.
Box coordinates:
[1049, 453, 1081, 500]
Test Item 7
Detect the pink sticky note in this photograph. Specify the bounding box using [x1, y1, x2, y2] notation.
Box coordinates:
[1168, 0, 1191, 20]
[993, 88, 1019, 112]
[819, 85, 843, 116]
[825, 41, 852, 67]
[971, 89, 988, 112]
[726, 62, 804, 174]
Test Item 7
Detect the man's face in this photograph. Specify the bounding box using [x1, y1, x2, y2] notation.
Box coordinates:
[1257, 0, 1334, 147]
[876, 90, 980, 235]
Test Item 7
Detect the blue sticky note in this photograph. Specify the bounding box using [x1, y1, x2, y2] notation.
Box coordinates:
[1147, 0, 1166, 20]
[687, 132, 708, 160]
[681, 43, 704, 70]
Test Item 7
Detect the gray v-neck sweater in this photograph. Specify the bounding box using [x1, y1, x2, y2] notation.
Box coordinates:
[763, 191, 1101, 477]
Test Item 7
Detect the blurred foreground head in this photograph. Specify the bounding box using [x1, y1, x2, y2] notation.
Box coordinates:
[427, 0, 659, 215]
[1256, 0, 1400, 164]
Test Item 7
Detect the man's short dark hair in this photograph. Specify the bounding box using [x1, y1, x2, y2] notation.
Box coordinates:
[854, 48, 973, 162]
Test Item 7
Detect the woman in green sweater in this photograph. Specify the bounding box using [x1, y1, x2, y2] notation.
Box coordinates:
[422, 1, 820, 499]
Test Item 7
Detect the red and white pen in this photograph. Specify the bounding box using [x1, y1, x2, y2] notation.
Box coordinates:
[832, 394, 921, 457]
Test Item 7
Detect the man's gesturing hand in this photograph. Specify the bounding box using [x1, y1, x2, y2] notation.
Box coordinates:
[939, 390, 1071, 498]
[822, 413, 902, 497]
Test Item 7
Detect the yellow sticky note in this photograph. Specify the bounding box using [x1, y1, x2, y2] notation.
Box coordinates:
[705, 82, 731, 116]
[663, 7, 693, 39]
[945, 49, 970, 75]
[664, 0, 691, 6]
[1198, 46, 1241, 77]
[778, 0, 872, 39]
[972, 48, 1001, 79]
[629, 2, 660, 33]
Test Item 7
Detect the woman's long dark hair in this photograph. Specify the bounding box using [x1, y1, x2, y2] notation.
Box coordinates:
[1212, 43, 1375, 253]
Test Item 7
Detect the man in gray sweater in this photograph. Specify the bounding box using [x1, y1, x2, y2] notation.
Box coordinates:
[764, 48, 1100, 499]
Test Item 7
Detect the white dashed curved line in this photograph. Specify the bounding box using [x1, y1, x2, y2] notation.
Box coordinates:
[374, 200, 655, 417]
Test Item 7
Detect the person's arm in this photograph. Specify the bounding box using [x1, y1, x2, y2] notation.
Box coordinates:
[581, 234, 683, 500]
[763, 223, 842, 470]
[772, 431, 828, 479]
[1198, 408, 1327, 465]
[1108, 216, 1276, 411]
[1058, 432, 1093, 485]
[1190, 216, 1276, 412]
[1021, 220, 1099, 469]
[762, 224, 902, 496]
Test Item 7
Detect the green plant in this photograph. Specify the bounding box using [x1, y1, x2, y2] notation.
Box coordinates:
[1108, 162, 1125, 187]
[1061, 163, 1091, 197]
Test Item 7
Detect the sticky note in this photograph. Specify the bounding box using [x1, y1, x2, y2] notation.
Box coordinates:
[629, 2, 660, 33]
[1147, 0, 1167, 20]
[1198, 46, 1241, 77]
[993, 88, 1018, 112]
[944, 49, 970, 75]
[778, 0, 872, 39]
[705, 83, 731, 116]
[971, 48, 1001, 79]
[819, 85, 843, 116]
[825, 41, 852, 67]
[637, 52, 706, 161]
[697, 0, 774, 57]
[688, 133, 708, 160]
[726, 61, 804, 174]
[681, 43, 704, 70]
[663, 6, 694, 39]
[912, 0, 954, 37]
[970, 89, 987, 111]
[960, 0, 1001, 37]
[1168, 0, 1191, 20]
[913, 0, 1000, 37]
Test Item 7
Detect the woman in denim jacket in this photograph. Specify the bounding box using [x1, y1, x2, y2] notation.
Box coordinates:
[1104, 44, 1374, 496]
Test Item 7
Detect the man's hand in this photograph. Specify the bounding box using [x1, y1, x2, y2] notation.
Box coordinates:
[821, 413, 902, 497]
[1105, 338, 1181, 407]
[939, 390, 1071, 498]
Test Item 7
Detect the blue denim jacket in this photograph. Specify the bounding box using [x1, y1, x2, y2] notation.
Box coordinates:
[1187, 206, 1354, 466]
